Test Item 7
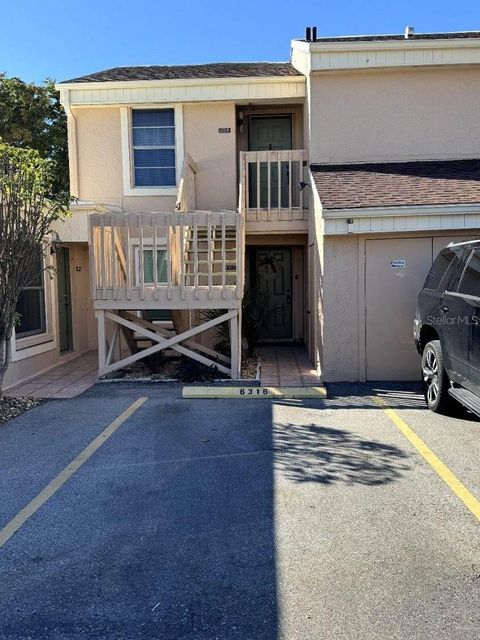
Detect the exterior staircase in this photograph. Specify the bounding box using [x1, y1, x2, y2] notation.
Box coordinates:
[184, 225, 238, 288]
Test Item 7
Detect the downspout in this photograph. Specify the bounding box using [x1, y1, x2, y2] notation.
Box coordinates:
[60, 89, 80, 199]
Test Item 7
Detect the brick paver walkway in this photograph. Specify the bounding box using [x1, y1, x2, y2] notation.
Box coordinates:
[258, 345, 321, 386]
[7, 351, 98, 399]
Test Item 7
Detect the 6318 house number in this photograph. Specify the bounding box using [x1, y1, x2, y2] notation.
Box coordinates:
[218, 127, 231, 133]
[238, 387, 271, 396]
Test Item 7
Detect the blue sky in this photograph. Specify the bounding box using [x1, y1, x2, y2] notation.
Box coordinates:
[2, 0, 479, 83]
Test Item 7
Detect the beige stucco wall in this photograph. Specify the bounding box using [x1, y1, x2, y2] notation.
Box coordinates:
[73, 102, 238, 213]
[69, 245, 97, 352]
[76, 108, 124, 204]
[183, 102, 237, 210]
[319, 235, 359, 382]
[309, 66, 480, 164]
[308, 179, 360, 381]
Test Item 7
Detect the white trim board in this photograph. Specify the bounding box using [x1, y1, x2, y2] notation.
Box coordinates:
[321, 203, 480, 235]
[292, 36, 480, 73]
[59, 77, 306, 107]
[324, 213, 480, 235]
[323, 203, 480, 219]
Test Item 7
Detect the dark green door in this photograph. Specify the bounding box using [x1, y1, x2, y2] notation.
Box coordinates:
[254, 247, 293, 340]
[57, 247, 73, 352]
[248, 116, 292, 209]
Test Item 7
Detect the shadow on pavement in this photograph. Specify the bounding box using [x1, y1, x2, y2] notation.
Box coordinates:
[273, 421, 410, 485]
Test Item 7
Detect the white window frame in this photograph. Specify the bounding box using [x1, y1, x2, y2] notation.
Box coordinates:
[11, 250, 57, 361]
[121, 104, 184, 197]
[133, 241, 168, 286]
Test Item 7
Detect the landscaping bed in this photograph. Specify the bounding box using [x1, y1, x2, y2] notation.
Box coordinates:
[101, 351, 259, 383]
[0, 395, 42, 425]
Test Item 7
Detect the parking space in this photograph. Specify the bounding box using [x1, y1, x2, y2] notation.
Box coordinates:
[0, 382, 478, 639]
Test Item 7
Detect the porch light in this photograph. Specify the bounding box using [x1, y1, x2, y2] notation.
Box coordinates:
[50, 231, 62, 255]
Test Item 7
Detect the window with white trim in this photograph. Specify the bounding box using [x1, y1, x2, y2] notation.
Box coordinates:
[135, 247, 168, 285]
[15, 250, 46, 338]
[132, 109, 176, 187]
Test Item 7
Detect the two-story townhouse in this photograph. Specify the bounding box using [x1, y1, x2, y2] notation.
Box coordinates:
[4, 28, 480, 390]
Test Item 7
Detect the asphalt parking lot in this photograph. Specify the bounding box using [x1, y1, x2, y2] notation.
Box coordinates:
[0, 382, 479, 640]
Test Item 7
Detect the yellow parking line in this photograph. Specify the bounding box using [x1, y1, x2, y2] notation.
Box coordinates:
[0, 397, 147, 549]
[373, 396, 480, 522]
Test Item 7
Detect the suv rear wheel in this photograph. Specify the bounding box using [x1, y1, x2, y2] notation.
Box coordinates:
[421, 340, 452, 413]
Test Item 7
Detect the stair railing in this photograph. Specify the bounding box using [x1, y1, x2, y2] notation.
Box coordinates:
[176, 153, 197, 213]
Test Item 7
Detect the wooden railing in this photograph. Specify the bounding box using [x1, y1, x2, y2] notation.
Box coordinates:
[176, 153, 197, 212]
[89, 210, 244, 309]
[239, 149, 308, 222]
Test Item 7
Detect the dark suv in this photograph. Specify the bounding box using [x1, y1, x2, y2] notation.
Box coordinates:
[414, 239, 480, 416]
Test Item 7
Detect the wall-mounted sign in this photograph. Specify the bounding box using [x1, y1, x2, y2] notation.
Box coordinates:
[390, 259, 406, 270]
[218, 127, 231, 133]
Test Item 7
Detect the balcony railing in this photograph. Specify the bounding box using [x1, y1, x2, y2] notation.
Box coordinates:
[89, 210, 244, 310]
[239, 149, 308, 222]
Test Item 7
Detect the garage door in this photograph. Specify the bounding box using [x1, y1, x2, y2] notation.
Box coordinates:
[365, 235, 474, 381]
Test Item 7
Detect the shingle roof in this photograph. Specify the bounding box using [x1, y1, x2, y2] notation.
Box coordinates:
[60, 62, 300, 84]
[301, 31, 480, 44]
[310, 160, 480, 210]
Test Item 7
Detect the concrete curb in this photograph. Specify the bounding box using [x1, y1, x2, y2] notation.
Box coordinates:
[182, 386, 327, 399]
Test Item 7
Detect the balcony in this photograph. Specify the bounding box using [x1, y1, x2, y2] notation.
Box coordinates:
[239, 149, 308, 223]
[89, 209, 244, 310]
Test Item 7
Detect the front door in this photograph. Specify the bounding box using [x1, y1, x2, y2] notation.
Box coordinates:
[248, 116, 292, 209]
[57, 247, 73, 352]
[253, 247, 293, 341]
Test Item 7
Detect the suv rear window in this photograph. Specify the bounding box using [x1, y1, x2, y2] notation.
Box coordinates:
[424, 249, 460, 291]
[458, 249, 480, 298]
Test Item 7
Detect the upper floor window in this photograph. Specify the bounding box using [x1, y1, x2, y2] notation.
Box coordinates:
[132, 109, 176, 187]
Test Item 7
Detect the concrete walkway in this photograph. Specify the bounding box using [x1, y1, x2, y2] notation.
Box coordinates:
[258, 345, 321, 386]
[7, 351, 98, 399]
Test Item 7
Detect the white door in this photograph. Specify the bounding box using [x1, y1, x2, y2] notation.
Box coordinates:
[365, 234, 479, 381]
[365, 238, 432, 380]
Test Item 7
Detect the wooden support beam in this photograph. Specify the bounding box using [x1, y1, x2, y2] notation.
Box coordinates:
[97, 310, 107, 370]
[118, 321, 137, 355]
[123, 311, 231, 365]
[98, 310, 236, 376]
[106, 324, 120, 366]
[230, 312, 240, 379]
